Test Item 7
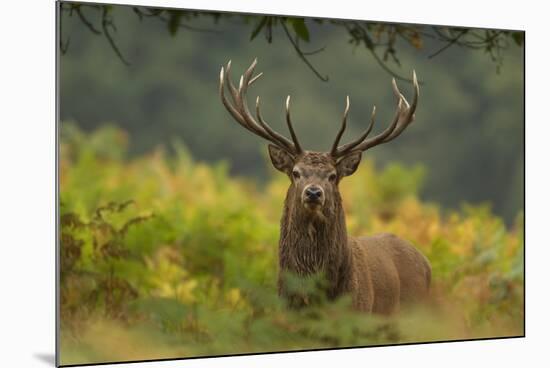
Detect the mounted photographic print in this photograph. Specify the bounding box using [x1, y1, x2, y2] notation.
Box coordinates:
[56, 1, 525, 366]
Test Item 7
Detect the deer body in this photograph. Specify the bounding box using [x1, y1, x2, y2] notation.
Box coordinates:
[276, 152, 431, 313]
[350, 234, 431, 313]
[219, 59, 431, 314]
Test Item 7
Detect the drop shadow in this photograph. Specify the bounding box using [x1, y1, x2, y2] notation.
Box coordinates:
[34, 353, 56, 366]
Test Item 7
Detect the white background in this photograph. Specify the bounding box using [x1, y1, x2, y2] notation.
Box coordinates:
[0, 0, 547, 367]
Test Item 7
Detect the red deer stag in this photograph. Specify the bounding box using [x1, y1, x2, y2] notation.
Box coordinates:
[219, 59, 431, 314]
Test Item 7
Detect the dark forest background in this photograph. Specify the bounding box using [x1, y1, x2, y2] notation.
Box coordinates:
[59, 3, 524, 223]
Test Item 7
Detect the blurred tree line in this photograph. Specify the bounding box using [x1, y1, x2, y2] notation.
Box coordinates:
[59, 2, 524, 223]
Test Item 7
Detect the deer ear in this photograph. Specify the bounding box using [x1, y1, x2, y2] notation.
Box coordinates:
[337, 151, 362, 178]
[268, 144, 294, 173]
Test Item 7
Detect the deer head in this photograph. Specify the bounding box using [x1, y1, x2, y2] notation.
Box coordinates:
[219, 59, 419, 216]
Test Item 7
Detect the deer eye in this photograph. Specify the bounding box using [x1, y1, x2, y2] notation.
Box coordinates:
[328, 173, 337, 182]
[292, 170, 300, 179]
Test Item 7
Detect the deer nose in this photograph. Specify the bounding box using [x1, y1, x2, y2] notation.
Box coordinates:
[305, 186, 323, 200]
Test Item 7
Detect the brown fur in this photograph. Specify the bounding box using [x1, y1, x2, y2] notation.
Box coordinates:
[275, 151, 431, 314]
[218, 59, 427, 313]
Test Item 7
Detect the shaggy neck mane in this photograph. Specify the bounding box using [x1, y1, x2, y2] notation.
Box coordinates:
[278, 186, 352, 299]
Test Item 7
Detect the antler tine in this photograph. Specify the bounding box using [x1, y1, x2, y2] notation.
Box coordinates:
[223, 61, 266, 139]
[330, 96, 350, 156]
[237, 60, 296, 151]
[333, 105, 376, 157]
[220, 65, 273, 141]
[242, 57, 258, 87]
[332, 71, 419, 157]
[219, 58, 302, 155]
[255, 96, 296, 152]
[382, 70, 419, 142]
[249, 72, 263, 86]
[225, 60, 239, 101]
[285, 96, 303, 154]
[219, 66, 248, 130]
[354, 96, 403, 151]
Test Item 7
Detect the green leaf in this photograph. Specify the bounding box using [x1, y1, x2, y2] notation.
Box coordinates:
[131, 297, 189, 325]
[291, 18, 310, 42]
[250, 17, 268, 41]
[512, 31, 524, 46]
[167, 11, 182, 36]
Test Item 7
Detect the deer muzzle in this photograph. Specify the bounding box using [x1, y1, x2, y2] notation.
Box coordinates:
[302, 184, 325, 209]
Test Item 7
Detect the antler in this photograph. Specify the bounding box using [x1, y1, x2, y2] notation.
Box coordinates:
[219, 58, 303, 156]
[330, 71, 419, 158]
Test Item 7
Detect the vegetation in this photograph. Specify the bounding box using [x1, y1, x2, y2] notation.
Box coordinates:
[59, 125, 524, 365]
[59, 2, 523, 81]
[59, 4, 524, 224]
